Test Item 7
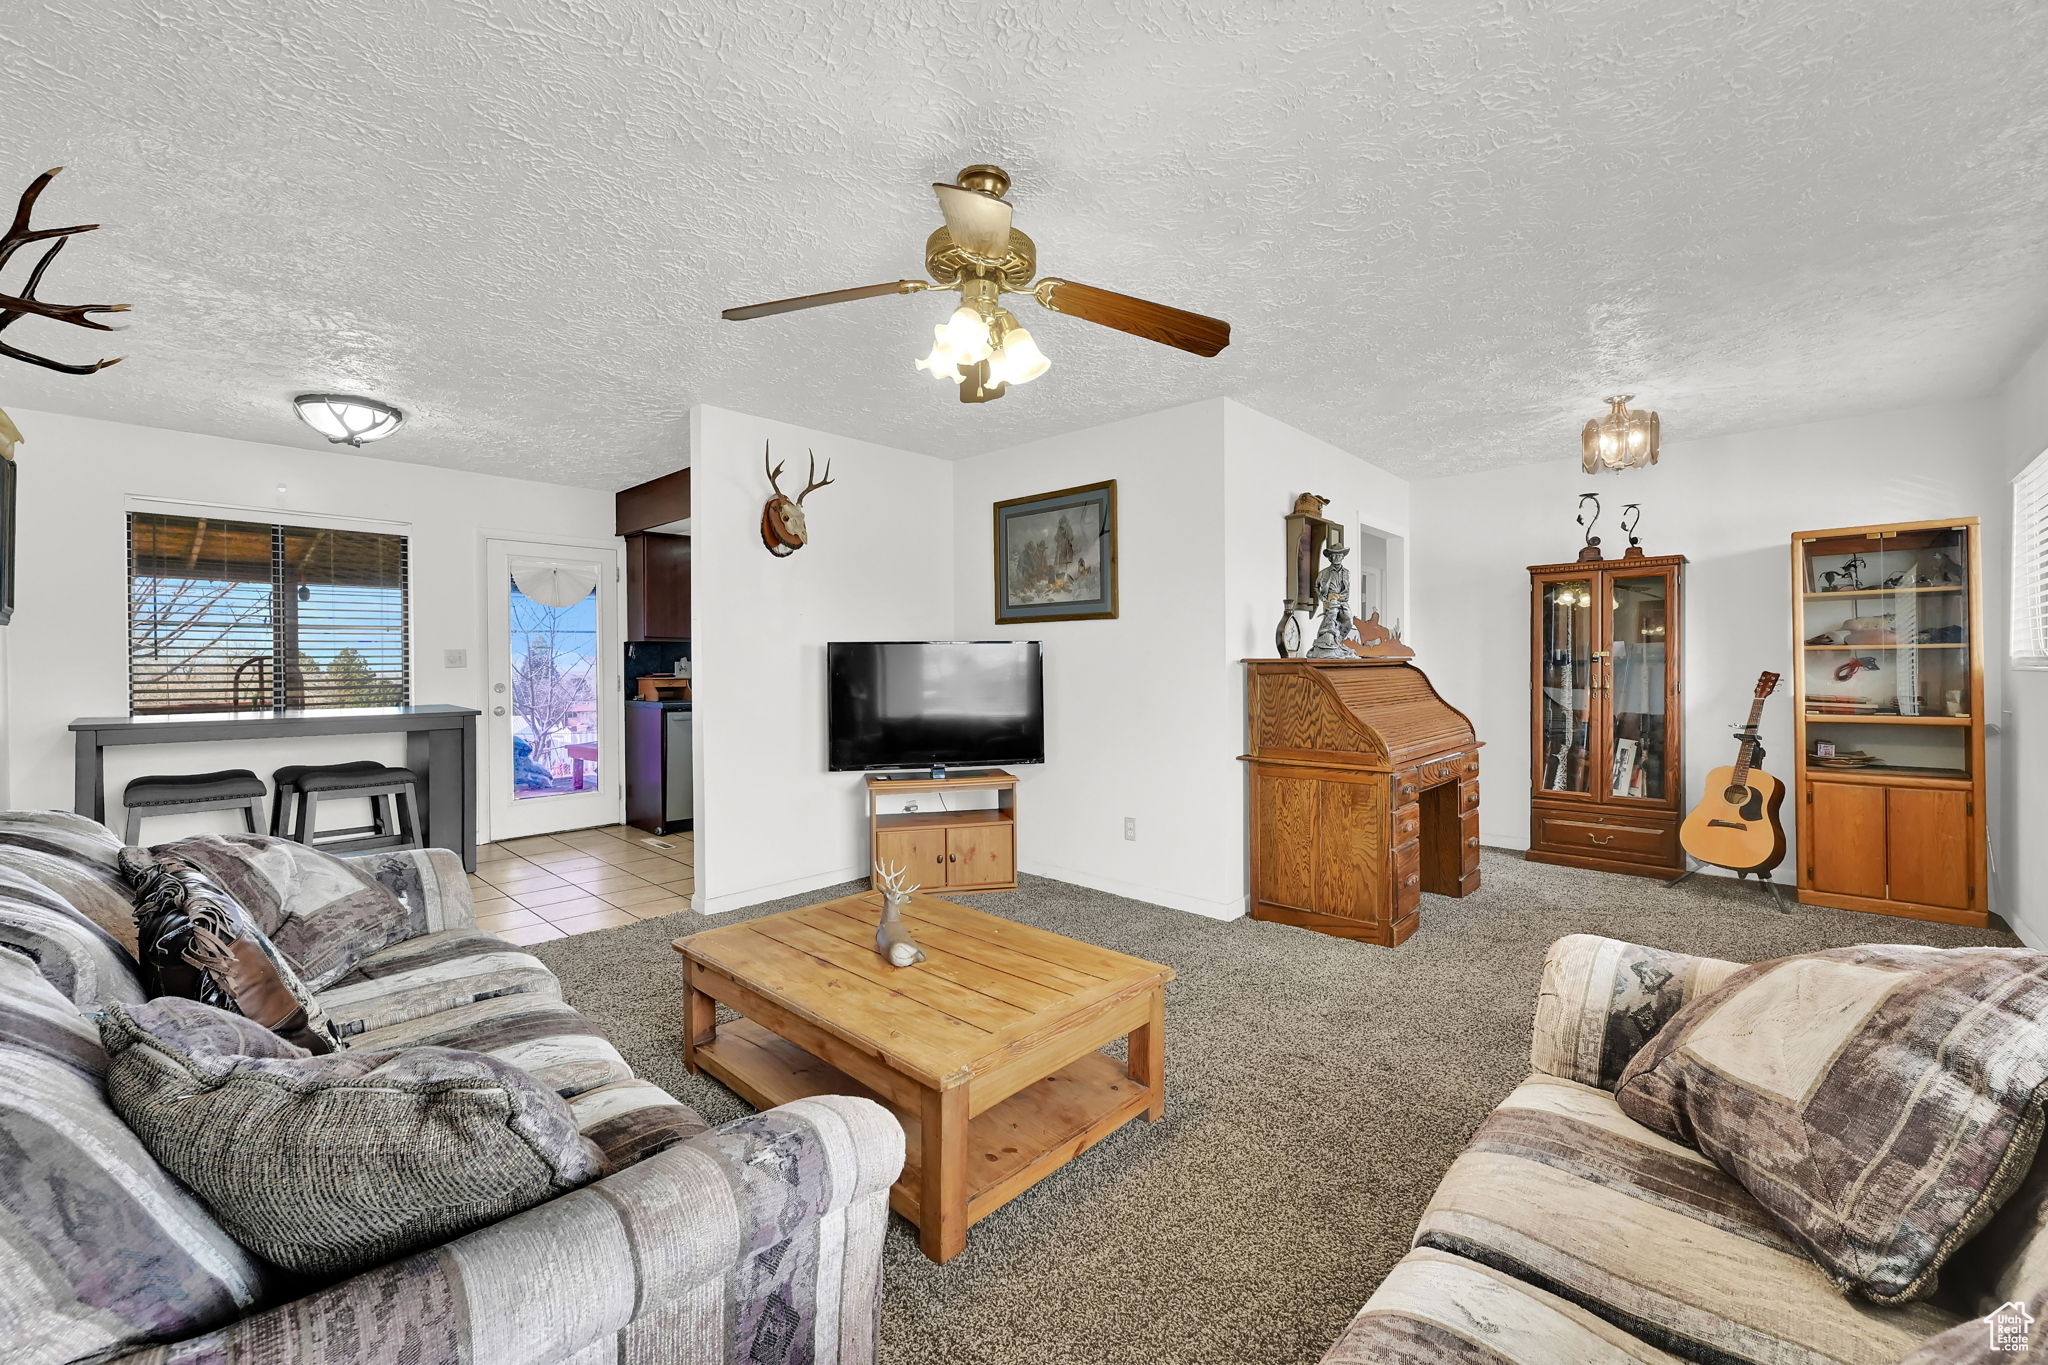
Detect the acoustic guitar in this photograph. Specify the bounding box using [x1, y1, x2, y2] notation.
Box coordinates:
[1679, 671, 1787, 875]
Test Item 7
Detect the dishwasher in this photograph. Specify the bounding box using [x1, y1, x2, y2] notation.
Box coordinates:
[663, 707, 693, 828]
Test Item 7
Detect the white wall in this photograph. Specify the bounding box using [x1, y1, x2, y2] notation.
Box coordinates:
[1997, 330, 2048, 947]
[944, 398, 1411, 919]
[1410, 400, 2011, 917]
[950, 400, 1234, 916]
[690, 405, 955, 913]
[1222, 400, 1413, 663]
[3, 407, 617, 843]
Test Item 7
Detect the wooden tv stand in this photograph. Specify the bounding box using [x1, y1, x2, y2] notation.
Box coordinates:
[865, 769, 1019, 891]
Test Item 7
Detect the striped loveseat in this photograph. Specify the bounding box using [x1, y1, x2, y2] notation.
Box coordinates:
[1321, 934, 2048, 1365]
[0, 810, 905, 1365]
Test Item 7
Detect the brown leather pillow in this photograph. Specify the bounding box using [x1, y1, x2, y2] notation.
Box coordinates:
[118, 847, 340, 1054]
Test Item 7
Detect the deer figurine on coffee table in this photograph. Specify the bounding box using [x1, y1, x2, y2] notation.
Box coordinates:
[871, 861, 926, 968]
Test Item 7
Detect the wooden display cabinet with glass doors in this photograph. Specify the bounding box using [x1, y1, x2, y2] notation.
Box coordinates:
[1792, 518, 1986, 926]
[1526, 554, 1687, 879]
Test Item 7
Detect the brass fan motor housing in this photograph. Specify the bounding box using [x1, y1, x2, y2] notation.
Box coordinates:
[954, 164, 1011, 198]
[925, 226, 1036, 290]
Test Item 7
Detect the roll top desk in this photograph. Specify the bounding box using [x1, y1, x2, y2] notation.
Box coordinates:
[1242, 659, 1481, 946]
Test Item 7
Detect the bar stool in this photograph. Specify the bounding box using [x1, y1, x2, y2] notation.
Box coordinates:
[273, 763, 423, 853]
[121, 770, 267, 846]
[269, 761, 386, 836]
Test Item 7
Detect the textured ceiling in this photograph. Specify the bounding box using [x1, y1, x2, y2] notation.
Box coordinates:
[5, 2, 2048, 487]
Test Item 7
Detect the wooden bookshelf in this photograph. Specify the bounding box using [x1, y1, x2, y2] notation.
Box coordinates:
[1791, 518, 1986, 926]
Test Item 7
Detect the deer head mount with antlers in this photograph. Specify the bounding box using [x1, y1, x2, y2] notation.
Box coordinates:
[760, 441, 835, 557]
[1, 168, 129, 375]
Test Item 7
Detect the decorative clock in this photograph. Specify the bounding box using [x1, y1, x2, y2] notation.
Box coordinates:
[1274, 606, 1303, 658]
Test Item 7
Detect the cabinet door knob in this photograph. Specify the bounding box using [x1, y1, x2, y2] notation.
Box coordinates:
[1588, 834, 1615, 846]
[948, 854, 957, 862]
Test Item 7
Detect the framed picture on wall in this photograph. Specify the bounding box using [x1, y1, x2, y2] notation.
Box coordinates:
[993, 480, 1118, 624]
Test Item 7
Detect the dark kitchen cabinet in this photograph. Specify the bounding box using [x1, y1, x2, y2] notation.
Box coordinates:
[626, 532, 690, 641]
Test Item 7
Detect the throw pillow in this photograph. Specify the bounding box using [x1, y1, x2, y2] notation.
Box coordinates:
[151, 834, 422, 989]
[1615, 944, 2048, 1304]
[100, 997, 606, 1277]
[0, 948, 279, 1360]
[119, 847, 339, 1054]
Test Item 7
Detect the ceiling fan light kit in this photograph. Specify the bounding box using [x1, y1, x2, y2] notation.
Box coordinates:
[724, 164, 1230, 404]
[1581, 394, 1660, 473]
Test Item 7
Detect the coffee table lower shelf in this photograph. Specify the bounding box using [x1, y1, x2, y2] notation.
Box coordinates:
[694, 1017, 1155, 1232]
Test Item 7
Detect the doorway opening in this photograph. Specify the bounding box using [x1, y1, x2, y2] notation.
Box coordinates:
[1352, 522, 1408, 636]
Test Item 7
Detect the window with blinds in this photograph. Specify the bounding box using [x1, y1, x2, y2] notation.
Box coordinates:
[128, 512, 411, 714]
[2017, 451, 2048, 670]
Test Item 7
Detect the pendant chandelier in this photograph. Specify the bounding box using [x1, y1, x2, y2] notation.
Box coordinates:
[1580, 394, 1659, 473]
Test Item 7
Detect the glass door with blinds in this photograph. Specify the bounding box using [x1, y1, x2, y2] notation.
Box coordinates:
[485, 538, 622, 841]
[127, 511, 409, 714]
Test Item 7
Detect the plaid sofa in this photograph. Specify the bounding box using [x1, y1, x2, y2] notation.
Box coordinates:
[1321, 934, 2048, 1365]
[0, 811, 904, 1365]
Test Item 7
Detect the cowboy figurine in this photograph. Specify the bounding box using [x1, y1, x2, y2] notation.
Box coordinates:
[1306, 543, 1356, 659]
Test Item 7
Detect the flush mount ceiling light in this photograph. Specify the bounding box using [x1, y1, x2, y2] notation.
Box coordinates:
[721, 163, 1229, 405]
[293, 394, 404, 447]
[1581, 394, 1660, 473]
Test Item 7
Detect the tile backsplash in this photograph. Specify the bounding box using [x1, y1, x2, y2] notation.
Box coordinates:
[624, 640, 690, 698]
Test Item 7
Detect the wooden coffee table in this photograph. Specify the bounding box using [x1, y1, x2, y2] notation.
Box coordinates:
[673, 889, 1172, 1263]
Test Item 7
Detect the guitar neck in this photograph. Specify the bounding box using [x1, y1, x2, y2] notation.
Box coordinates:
[1731, 695, 1768, 784]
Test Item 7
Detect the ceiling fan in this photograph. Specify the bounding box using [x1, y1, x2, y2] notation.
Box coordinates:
[721, 164, 1231, 404]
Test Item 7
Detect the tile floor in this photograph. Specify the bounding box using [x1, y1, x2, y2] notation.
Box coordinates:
[468, 824, 694, 945]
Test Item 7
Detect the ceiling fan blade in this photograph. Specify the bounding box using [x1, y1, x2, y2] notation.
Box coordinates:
[1032, 278, 1230, 357]
[931, 183, 1013, 262]
[722, 280, 926, 321]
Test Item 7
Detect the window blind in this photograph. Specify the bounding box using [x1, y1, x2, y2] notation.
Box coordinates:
[2016, 450, 2048, 669]
[127, 512, 410, 714]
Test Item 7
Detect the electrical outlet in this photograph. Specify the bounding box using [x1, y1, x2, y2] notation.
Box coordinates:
[443, 648, 468, 668]
[1123, 817, 1136, 841]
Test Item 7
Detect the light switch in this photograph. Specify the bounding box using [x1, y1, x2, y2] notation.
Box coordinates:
[443, 649, 468, 668]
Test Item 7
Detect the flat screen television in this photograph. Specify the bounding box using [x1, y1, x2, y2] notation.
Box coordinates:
[827, 641, 1044, 773]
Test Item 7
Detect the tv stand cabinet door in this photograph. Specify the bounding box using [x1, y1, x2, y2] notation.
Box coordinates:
[876, 827, 947, 881]
[946, 825, 1015, 887]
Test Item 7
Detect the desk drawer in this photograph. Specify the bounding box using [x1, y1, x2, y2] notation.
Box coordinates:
[1393, 838, 1422, 914]
[1533, 809, 1676, 863]
[1418, 752, 1465, 787]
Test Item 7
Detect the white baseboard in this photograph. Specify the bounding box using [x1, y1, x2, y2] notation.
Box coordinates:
[1020, 858, 1245, 921]
[697, 865, 865, 916]
[697, 859, 1245, 922]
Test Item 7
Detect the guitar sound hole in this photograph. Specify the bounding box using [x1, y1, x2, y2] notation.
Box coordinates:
[1723, 784, 1749, 804]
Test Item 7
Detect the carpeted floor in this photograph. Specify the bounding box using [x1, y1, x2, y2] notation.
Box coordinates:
[528, 851, 2017, 1365]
